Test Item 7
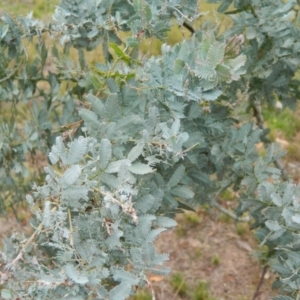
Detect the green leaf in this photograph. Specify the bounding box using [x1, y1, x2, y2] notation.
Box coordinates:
[171, 119, 180, 135]
[112, 269, 139, 285]
[67, 137, 88, 165]
[61, 186, 89, 202]
[229, 55, 246, 71]
[174, 58, 185, 74]
[282, 183, 294, 205]
[133, 0, 143, 13]
[155, 216, 177, 228]
[207, 41, 225, 67]
[127, 143, 144, 162]
[104, 93, 118, 121]
[145, 4, 152, 22]
[100, 139, 112, 168]
[106, 159, 131, 173]
[217, 0, 233, 13]
[0, 25, 9, 39]
[171, 186, 194, 199]
[135, 194, 155, 213]
[109, 282, 132, 300]
[246, 27, 257, 40]
[65, 264, 88, 285]
[50, 136, 68, 165]
[167, 165, 185, 188]
[265, 220, 282, 231]
[85, 94, 104, 118]
[1, 289, 12, 299]
[146, 228, 166, 243]
[128, 162, 153, 174]
[79, 108, 101, 128]
[60, 165, 81, 187]
[292, 214, 300, 224]
[126, 36, 140, 47]
[271, 193, 283, 207]
[202, 89, 222, 100]
[109, 43, 131, 64]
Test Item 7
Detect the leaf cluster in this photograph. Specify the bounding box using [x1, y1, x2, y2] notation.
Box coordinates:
[1, 0, 300, 299]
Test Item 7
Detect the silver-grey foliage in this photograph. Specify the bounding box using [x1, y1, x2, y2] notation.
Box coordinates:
[1, 0, 300, 299]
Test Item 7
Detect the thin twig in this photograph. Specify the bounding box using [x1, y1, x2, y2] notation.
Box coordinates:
[251, 101, 289, 180]
[0, 206, 57, 284]
[211, 199, 251, 222]
[252, 265, 268, 300]
[68, 208, 74, 247]
[210, 187, 251, 222]
[182, 21, 195, 34]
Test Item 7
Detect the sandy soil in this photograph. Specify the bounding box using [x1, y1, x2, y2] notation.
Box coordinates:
[151, 209, 277, 300]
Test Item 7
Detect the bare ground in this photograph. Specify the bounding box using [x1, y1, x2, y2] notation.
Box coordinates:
[151, 209, 277, 300]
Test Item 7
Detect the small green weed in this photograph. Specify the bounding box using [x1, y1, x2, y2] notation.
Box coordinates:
[211, 254, 221, 266]
[176, 225, 187, 237]
[191, 281, 215, 300]
[235, 222, 249, 237]
[287, 143, 300, 161]
[184, 212, 201, 225]
[195, 248, 202, 258]
[219, 213, 233, 223]
[220, 189, 235, 201]
[263, 107, 300, 140]
[170, 272, 188, 296]
[131, 290, 152, 300]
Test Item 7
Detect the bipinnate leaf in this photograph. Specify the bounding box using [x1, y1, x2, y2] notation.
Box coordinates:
[171, 119, 180, 135]
[65, 264, 88, 285]
[60, 164, 81, 187]
[167, 165, 185, 188]
[171, 186, 194, 199]
[49, 136, 68, 164]
[135, 194, 155, 213]
[106, 159, 130, 173]
[79, 108, 101, 128]
[100, 138, 112, 168]
[128, 162, 153, 174]
[61, 186, 89, 202]
[127, 143, 144, 162]
[271, 193, 283, 207]
[217, 0, 233, 13]
[283, 183, 295, 205]
[104, 93, 118, 121]
[155, 216, 177, 228]
[0, 25, 9, 39]
[292, 214, 300, 224]
[112, 268, 139, 285]
[109, 282, 132, 300]
[230, 55, 246, 71]
[146, 228, 166, 243]
[265, 220, 282, 231]
[1, 289, 12, 299]
[207, 41, 225, 67]
[85, 94, 104, 118]
[202, 89, 222, 101]
[67, 136, 88, 165]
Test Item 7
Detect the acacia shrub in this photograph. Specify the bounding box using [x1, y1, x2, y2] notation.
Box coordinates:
[0, 1, 300, 299]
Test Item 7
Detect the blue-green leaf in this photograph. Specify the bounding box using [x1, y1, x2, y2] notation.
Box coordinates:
[167, 165, 185, 188]
[60, 165, 81, 187]
[171, 186, 194, 199]
[128, 162, 153, 175]
[100, 139, 112, 168]
[67, 137, 88, 165]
